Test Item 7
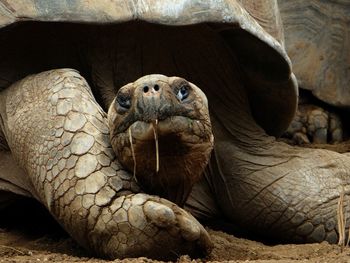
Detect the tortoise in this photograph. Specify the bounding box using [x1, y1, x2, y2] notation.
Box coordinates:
[278, 0, 350, 144]
[0, 0, 350, 260]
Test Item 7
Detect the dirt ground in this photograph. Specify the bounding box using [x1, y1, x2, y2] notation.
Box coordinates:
[1, 199, 350, 263]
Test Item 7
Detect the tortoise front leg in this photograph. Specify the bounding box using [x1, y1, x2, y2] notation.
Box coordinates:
[0, 69, 211, 259]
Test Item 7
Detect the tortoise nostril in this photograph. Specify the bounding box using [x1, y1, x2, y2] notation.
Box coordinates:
[154, 84, 160, 91]
[143, 86, 149, 93]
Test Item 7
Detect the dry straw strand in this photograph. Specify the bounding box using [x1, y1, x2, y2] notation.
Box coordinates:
[152, 119, 159, 173]
[128, 128, 137, 182]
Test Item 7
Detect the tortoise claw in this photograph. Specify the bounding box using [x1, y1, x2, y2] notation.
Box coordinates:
[284, 104, 343, 145]
[92, 194, 212, 260]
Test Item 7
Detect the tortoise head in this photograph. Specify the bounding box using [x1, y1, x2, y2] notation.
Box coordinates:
[0, 0, 297, 208]
[108, 74, 213, 205]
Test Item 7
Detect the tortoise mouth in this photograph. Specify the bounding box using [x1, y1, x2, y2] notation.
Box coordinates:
[128, 117, 194, 139]
[126, 116, 211, 142]
[113, 115, 213, 205]
[111, 115, 213, 162]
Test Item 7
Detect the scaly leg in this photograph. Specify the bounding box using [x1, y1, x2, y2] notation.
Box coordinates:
[0, 69, 211, 259]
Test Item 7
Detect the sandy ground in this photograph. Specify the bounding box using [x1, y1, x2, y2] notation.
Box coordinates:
[1, 199, 350, 263]
[1, 227, 350, 263]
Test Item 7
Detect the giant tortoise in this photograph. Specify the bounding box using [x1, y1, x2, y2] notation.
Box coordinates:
[0, 0, 350, 260]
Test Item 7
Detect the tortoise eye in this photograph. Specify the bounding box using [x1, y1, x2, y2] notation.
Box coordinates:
[115, 92, 131, 113]
[177, 85, 190, 101]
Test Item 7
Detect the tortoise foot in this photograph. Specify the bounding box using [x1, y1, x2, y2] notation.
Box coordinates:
[284, 104, 343, 145]
[94, 194, 213, 259]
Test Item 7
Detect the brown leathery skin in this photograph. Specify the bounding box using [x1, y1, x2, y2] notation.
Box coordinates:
[209, 120, 350, 243]
[108, 75, 213, 206]
[0, 69, 212, 259]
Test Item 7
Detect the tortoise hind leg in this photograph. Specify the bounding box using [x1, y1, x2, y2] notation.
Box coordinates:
[283, 91, 344, 145]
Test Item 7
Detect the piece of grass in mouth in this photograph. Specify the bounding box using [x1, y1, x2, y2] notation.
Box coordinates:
[128, 128, 137, 182]
[128, 119, 159, 183]
[152, 119, 159, 174]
